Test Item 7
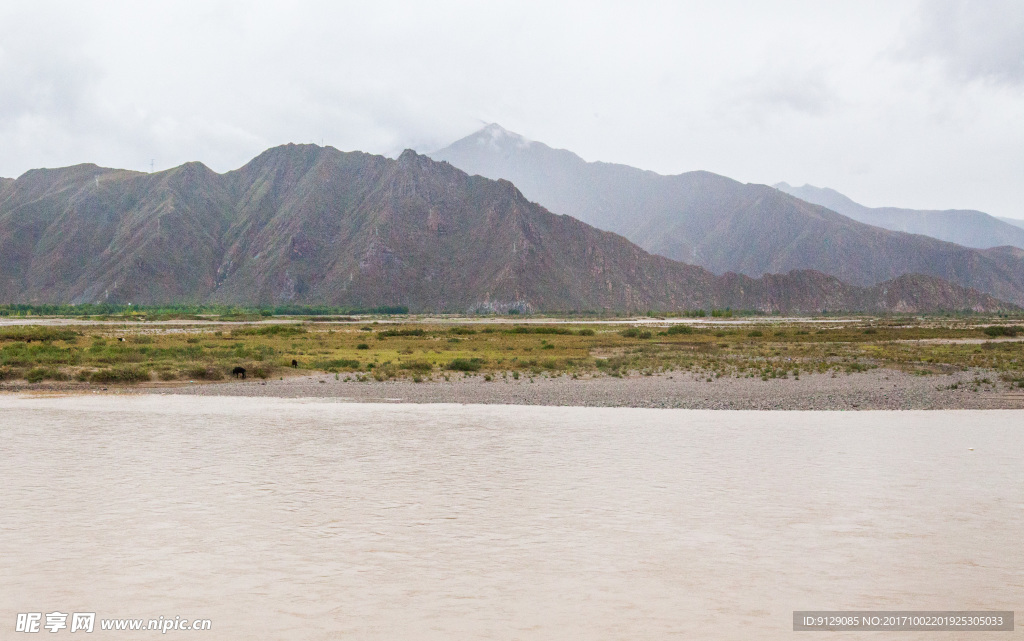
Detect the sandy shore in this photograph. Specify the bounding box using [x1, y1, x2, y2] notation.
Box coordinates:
[4, 368, 1003, 410]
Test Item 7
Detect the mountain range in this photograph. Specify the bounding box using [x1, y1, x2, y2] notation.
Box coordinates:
[431, 124, 1024, 306]
[774, 182, 1024, 250]
[0, 145, 1011, 313]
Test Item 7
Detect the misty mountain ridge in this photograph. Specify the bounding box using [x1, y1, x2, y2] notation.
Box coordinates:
[997, 216, 1024, 231]
[774, 182, 1024, 251]
[0, 144, 1011, 314]
[431, 124, 1024, 306]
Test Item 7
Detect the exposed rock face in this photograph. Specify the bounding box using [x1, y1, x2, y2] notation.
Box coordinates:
[0, 145, 1014, 313]
[432, 125, 1024, 306]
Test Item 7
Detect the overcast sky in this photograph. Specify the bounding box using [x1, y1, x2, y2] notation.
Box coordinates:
[1, 0, 1022, 217]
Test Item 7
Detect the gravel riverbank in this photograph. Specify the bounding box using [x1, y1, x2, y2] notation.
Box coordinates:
[74, 368, 1024, 409]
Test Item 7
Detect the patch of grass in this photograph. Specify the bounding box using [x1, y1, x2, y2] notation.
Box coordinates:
[402, 360, 433, 372]
[185, 366, 223, 380]
[232, 324, 307, 337]
[377, 328, 426, 338]
[90, 366, 151, 384]
[620, 328, 652, 339]
[666, 325, 693, 335]
[447, 358, 484, 372]
[24, 367, 69, 383]
[315, 358, 362, 371]
[509, 326, 574, 335]
[0, 327, 80, 342]
[983, 325, 1021, 337]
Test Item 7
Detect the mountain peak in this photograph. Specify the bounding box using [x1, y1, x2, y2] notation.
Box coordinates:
[467, 123, 533, 150]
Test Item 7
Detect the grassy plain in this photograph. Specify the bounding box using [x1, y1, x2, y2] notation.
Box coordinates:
[1, 315, 1023, 390]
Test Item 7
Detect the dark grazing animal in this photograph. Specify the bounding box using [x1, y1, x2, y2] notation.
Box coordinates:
[291, 359, 298, 368]
[232, 366, 246, 379]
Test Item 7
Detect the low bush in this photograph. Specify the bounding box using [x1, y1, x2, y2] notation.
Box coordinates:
[316, 358, 362, 371]
[377, 328, 426, 338]
[620, 328, 652, 339]
[403, 360, 433, 372]
[666, 325, 693, 335]
[447, 358, 484, 372]
[0, 327, 80, 343]
[232, 324, 307, 337]
[91, 366, 151, 384]
[509, 326, 573, 335]
[24, 367, 68, 383]
[184, 366, 223, 380]
[983, 325, 1021, 337]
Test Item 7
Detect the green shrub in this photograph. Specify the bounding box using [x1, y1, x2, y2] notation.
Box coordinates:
[25, 367, 68, 383]
[748, 330, 763, 337]
[447, 358, 484, 372]
[666, 325, 693, 335]
[0, 327, 80, 343]
[232, 324, 307, 336]
[403, 360, 433, 372]
[316, 358, 362, 371]
[448, 327, 477, 335]
[91, 366, 151, 384]
[356, 343, 370, 350]
[184, 366, 223, 380]
[983, 325, 1021, 337]
[620, 327, 642, 338]
[377, 328, 426, 338]
[576, 328, 595, 336]
[509, 326, 573, 335]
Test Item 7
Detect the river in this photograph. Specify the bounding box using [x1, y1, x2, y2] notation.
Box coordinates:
[1, 395, 1020, 639]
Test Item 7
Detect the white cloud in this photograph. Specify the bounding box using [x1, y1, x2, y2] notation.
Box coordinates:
[898, 0, 1024, 86]
[0, 0, 1021, 217]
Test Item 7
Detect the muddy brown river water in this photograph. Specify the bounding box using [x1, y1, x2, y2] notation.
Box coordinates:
[1, 395, 1021, 639]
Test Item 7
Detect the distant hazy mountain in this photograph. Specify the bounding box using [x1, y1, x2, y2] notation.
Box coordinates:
[0, 145, 1010, 313]
[775, 182, 1024, 250]
[431, 124, 1024, 306]
[998, 217, 1024, 231]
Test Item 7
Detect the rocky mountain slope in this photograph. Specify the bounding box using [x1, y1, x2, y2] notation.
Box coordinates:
[775, 182, 1024, 250]
[431, 125, 1024, 306]
[0, 146, 1012, 313]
